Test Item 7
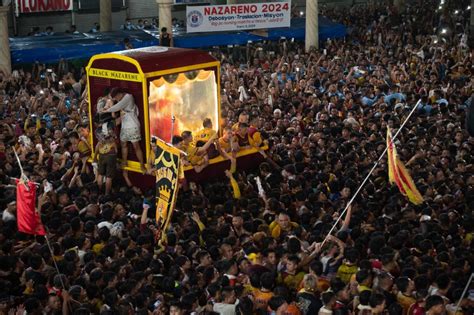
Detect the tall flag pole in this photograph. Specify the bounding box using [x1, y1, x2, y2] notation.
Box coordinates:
[320, 99, 422, 247]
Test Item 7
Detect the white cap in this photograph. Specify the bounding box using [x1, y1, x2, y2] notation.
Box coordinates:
[97, 221, 113, 230]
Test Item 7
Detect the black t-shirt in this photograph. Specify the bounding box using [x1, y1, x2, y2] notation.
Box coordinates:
[383, 289, 397, 307]
[25, 269, 47, 286]
[297, 292, 322, 315]
[161, 33, 171, 47]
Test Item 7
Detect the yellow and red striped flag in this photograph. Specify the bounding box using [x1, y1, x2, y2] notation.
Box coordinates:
[387, 128, 424, 205]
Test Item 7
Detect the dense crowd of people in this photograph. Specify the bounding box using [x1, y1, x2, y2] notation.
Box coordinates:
[0, 0, 473, 314]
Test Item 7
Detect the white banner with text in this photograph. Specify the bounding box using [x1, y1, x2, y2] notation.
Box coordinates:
[186, 1, 291, 33]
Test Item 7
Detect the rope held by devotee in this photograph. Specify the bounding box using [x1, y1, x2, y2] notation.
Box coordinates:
[41, 227, 74, 311]
[454, 272, 473, 314]
[13, 148, 70, 308]
[44, 232, 69, 290]
[321, 99, 422, 247]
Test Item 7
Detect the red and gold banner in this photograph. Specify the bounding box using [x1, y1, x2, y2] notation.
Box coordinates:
[387, 128, 424, 205]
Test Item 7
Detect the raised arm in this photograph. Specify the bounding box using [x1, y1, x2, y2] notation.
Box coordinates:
[340, 204, 352, 231]
[196, 133, 218, 155]
[328, 235, 345, 262]
[141, 203, 149, 226]
[300, 242, 323, 267]
[106, 93, 133, 113]
[225, 170, 241, 199]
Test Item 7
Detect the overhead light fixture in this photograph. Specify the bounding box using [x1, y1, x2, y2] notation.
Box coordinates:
[454, 10, 459, 14]
[300, 11, 304, 16]
[441, 28, 447, 34]
[467, 5, 471, 10]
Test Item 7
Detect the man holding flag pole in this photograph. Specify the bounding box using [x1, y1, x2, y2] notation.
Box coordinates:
[319, 99, 423, 248]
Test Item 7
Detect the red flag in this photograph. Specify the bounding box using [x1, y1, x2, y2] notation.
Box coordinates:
[16, 180, 46, 236]
[386, 128, 424, 205]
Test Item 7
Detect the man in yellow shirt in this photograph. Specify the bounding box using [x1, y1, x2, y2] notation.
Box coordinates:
[218, 126, 234, 154]
[175, 131, 217, 173]
[78, 123, 92, 158]
[231, 111, 249, 132]
[396, 277, 416, 315]
[336, 248, 359, 284]
[269, 212, 299, 240]
[194, 118, 216, 143]
[194, 118, 218, 159]
[355, 269, 373, 293]
[252, 272, 274, 311]
[234, 122, 263, 152]
[278, 255, 306, 291]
